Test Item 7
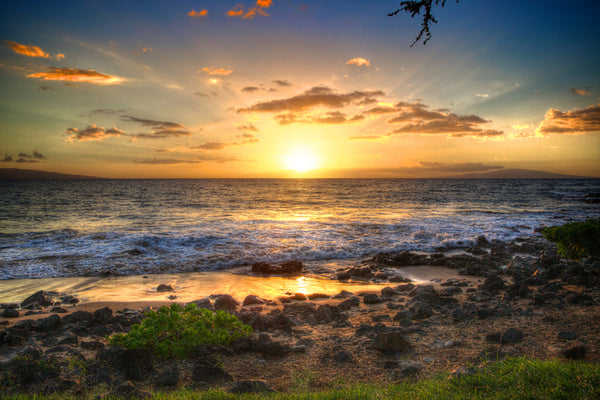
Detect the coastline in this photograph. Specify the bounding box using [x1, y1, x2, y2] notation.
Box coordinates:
[1, 234, 599, 396]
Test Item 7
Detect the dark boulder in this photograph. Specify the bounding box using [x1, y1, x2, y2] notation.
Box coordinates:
[189, 298, 213, 310]
[156, 364, 180, 387]
[62, 310, 93, 325]
[93, 307, 114, 324]
[500, 328, 524, 344]
[373, 329, 412, 353]
[314, 304, 343, 324]
[363, 294, 382, 304]
[337, 296, 360, 310]
[32, 314, 62, 332]
[561, 344, 587, 360]
[243, 295, 265, 306]
[557, 331, 578, 341]
[409, 301, 433, 320]
[20, 290, 54, 309]
[251, 260, 303, 275]
[121, 348, 155, 381]
[156, 284, 174, 292]
[479, 275, 507, 292]
[213, 294, 239, 312]
[1, 309, 19, 318]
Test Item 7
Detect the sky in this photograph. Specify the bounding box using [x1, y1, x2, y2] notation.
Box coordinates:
[0, 0, 599, 178]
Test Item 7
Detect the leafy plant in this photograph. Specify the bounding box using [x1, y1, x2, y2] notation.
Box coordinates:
[109, 303, 251, 359]
[542, 219, 600, 259]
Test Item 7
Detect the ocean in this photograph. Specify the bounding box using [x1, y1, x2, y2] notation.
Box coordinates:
[1, 179, 599, 280]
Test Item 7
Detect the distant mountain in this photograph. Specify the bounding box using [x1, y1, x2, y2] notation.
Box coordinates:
[443, 168, 593, 179]
[0, 168, 101, 180]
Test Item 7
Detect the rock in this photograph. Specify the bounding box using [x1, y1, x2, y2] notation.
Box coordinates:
[372, 251, 429, 267]
[121, 348, 155, 381]
[192, 358, 233, 383]
[32, 314, 62, 332]
[500, 328, 524, 344]
[567, 292, 594, 305]
[189, 298, 213, 310]
[451, 307, 472, 322]
[93, 307, 114, 324]
[506, 283, 531, 298]
[561, 344, 587, 360]
[50, 306, 68, 314]
[440, 286, 463, 296]
[332, 350, 353, 363]
[449, 366, 477, 379]
[243, 295, 265, 306]
[337, 296, 360, 310]
[1, 308, 19, 318]
[409, 301, 433, 320]
[251, 260, 303, 275]
[476, 307, 496, 320]
[156, 284, 174, 292]
[381, 287, 399, 298]
[56, 333, 79, 346]
[373, 329, 412, 353]
[557, 331, 578, 341]
[372, 314, 392, 323]
[254, 333, 293, 357]
[81, 340, 105, 350]
[62, 310, 93, 325]
[307, 293, 329, 300]
[314, 304, 344, 324]
[228, 380, 275, 394]
[363, 294, 382, 304]
[388, 360, 424, 379]
[213, 294, 239, 312]
[409, 285, 440, 305]
[393, 310, 411, 321]
[157, 364, 180, 387]
[479, 275, 507, 292]
[20, 290, 54, 309]
[333, 290, 354, 299]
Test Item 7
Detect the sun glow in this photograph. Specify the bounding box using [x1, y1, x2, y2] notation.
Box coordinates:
[283, 148, 319, 173]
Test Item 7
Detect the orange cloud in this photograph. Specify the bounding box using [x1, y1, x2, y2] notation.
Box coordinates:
[201, 67, 234, 76]
[4, 40, 50, 58]
[188, 9, 208, 17]
[536, 103, 600, 135]
[227, 0, 272, 19]
[346, 57, 370, 67]
[27, 67, 125, 85]
[570, 88, 591, 96]
[66, 125, 125, 142]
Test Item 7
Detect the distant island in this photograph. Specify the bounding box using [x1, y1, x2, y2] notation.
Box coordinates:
[442, 168, 593, 179]
[0, 168, 101, 180]
[1, 167, 596, 180]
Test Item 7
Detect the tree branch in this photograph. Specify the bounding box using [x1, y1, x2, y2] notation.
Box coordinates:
[389, 0, 458, 46]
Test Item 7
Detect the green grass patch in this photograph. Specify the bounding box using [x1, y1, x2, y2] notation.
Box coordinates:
[542, 218, 600, 259]
[108, 303, 251, 358]
[3, 357, 599, 399]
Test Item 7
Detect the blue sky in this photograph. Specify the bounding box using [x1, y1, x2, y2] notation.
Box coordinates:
[1, 0, 599, 177]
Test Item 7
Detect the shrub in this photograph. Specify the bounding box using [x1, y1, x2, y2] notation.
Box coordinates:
[109, 303, 251, 358]
[542, 219, 600, 259]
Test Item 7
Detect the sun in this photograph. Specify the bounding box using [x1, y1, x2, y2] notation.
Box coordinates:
[283, 148, 319, 173]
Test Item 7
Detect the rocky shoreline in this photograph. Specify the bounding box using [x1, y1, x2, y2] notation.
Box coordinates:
[1, 234, 599, 398]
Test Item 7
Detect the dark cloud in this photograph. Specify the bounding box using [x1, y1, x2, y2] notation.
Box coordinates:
[237, 86, 385, 113]
[274, 110, 364, 126]
[191, 133, 259, 151]
[66, 125, 125, 141]
[122, 115, 192, 139]
[536, 103, 600, 135]
[272, 80, 292, 87]
[241, 86, 261, 93]
[388, 120, 503, 138]
[134, 154, 239, 164]
[1, 150, 47, 163]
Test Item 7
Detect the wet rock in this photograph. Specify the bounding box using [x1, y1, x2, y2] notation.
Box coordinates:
[381, 287, 399, 298]
[307, 293, 329, 300]
[396, 283, 415, 293]
[192, 358, 233, 383]
[21, 290, 54, 309]
[409, 285, 440, 305]
[243, 295, 265, 306]
[157, 364, 180, 387]
[314, 304, 343, 324]
[561, 344, 587, 360]
[333, 290, 354, 299]
[156, 284, 174, 292]
[372, 251, 429, 267]
[252, 260, 303, 275]
[213, 294, 239, 312]
[479, 275, 507, 292]
[189, 298, 213, 310]
[373, 329, 412, 353]
[1, 308, 19, 318]
[337, 296, 360, 310]
[228, 380, 275, 394]
[363, 294, 382, 304]
[50, 306, 68, 314]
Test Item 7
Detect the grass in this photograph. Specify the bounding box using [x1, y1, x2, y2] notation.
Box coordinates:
[3, 357, 599, 400]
